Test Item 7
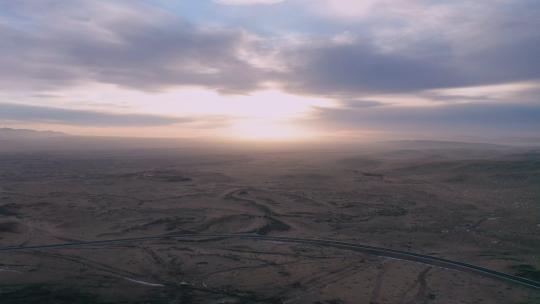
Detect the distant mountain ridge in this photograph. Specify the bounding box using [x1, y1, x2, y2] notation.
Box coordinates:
[377, 140, 510, 150]
[0, 128, 67, 139]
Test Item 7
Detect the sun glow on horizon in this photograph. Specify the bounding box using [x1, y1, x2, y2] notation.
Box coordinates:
[227, 118, 314, 141]
[15, 84, 336, 140]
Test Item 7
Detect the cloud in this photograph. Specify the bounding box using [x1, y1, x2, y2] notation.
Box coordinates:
[340, 100, 387, 108]
[303, 0, 394, 19]
[215, 0, 285, 5]
[281, 41, 465, 96]
[0, 103, 226, 127]
[267, 0, 539, 98]
[0, 0, 269, 94]
[1, 0, 538, 99]
[311, 100, 540, 138]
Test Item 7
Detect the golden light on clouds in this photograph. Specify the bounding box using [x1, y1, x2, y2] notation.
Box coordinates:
[19, 84, 336, 140]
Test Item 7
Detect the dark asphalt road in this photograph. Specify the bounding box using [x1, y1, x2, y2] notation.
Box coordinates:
[1, 233, 539, 290]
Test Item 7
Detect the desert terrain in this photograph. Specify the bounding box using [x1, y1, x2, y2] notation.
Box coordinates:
[0, 137, 539, 303]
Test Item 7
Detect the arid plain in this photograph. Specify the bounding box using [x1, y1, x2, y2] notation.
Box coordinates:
[0, 137, 539, 303]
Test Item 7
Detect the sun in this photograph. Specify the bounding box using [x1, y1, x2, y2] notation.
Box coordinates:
[228, 119, 312, 141]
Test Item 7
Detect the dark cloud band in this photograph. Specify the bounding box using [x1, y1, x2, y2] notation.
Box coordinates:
[0, 103, 194, 127]
[312, 101, 540, 137]
[1, 0, 539, 96]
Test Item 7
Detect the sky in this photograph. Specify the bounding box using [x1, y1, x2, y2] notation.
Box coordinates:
[0, 0, 539, 142]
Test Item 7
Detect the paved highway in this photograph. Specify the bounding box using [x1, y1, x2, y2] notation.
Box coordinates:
[1, 233, 539, 290]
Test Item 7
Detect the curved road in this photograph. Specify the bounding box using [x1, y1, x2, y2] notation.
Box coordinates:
[0, 233, 539, 290]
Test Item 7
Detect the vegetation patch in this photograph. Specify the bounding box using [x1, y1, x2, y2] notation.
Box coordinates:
[512, 264, 540, 281]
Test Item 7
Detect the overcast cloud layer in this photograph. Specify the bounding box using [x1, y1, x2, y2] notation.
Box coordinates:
[0, 0, 539, 141]
[0, 103, 212, 127]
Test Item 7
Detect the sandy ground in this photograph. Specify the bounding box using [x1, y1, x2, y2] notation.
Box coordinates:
[0, 144, 539, 303]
